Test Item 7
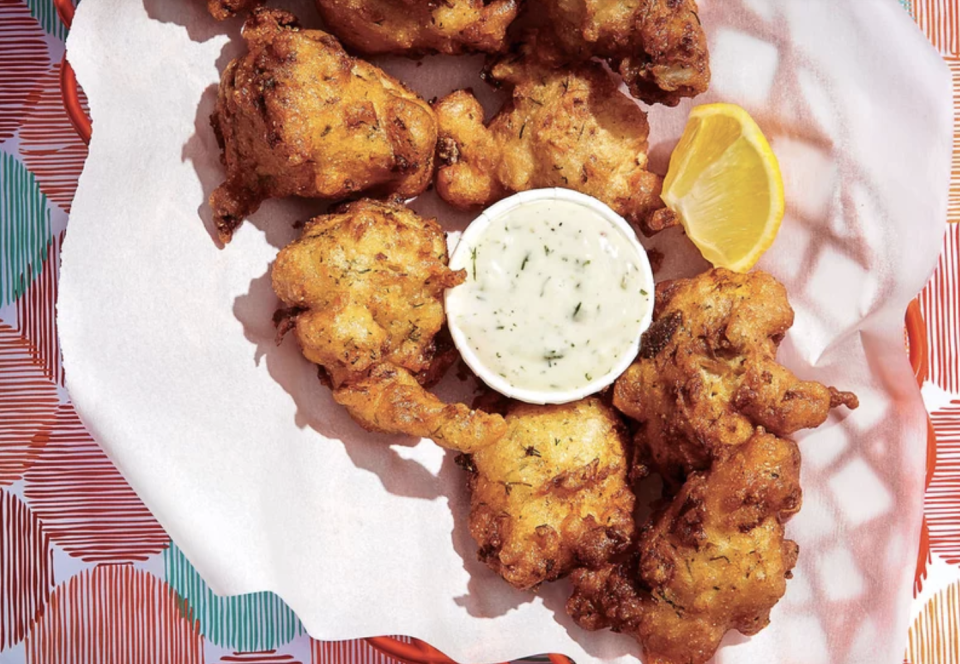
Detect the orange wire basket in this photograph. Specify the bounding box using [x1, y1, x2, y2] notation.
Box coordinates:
[54, 3, 929, 663]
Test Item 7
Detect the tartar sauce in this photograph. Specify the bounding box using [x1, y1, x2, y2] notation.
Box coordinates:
[446, 191, 654, 404]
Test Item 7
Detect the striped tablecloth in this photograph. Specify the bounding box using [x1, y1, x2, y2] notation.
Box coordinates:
[0, 1, 957, 662]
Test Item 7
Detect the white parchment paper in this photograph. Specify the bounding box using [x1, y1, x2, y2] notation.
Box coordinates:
[59, 1, 953, 662]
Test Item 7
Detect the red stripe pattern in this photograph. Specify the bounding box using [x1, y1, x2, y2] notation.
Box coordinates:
[312, 637, 413, 664]
[24, 564, 205, 664]
[919, 224, 960, 393]
[22, 404, 169, 562]
[19, 62, 89, 213]
[0, 0, 49, 141]
[0, 322, 58, 486]
[915, 419, 939, 597]
[0, 489, 53, 652]
[916, 0, 960, 55]
[219, 652, 302, 664]
[925, 400, 960, 564]
[915, 516, 932, 597]
[946, 61, 960, 223]
[16, 231, 63, 386]
[905, 580, 960, 664]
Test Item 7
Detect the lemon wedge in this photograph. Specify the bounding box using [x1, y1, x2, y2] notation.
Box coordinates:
[661, 103, 785, 273]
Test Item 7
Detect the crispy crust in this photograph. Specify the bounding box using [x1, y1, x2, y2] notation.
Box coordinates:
[613, 268, 858, 488]
[210, 9, 437, 243]
[314, 0, 520, 55]
[433, 36, 666, 233]
[466, 398, 635, 589]
[568, 431, 802, 664]
[206, 0, 261, 21]
[272, 199, 506, 452]
[538, 0, 711, 106]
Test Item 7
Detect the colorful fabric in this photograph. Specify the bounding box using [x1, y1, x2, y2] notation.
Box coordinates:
[0, 1, 956, 663]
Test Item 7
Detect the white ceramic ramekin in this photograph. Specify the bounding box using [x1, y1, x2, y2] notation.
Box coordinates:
[445, 188, 655, 405]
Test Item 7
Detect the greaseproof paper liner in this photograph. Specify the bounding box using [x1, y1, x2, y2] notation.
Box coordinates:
[59, 1, 952, 662]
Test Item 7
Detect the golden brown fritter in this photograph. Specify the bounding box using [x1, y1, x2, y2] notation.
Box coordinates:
[272, 199, 456, 387]
[568, 271, 852, 661]
[207, 0, 260, 20]
[210, 8, 437, 244]
[461, 398, 635, 590]
[272, 199, 506, 452]
[537, 0, 710, 106]
[567, 430, 801, 664]
[333, 365, 506, 453]
[434, 38, 672, 232]
[613, 268, 858, 487]
[314, 0, 520, 55]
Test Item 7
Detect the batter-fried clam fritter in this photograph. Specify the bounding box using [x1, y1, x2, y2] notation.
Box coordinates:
[272, 199, 506, 453]
[434, 37, 673, 233]
[568, 430, 802, 664]
[314, 0, 521, 55]
[210, 9, 437, 244]
[613, 268, 858, 488]
[206, 0, 260, 20]
[461, 397, 635, 590]
[536, 0, 711, 106]
[556, 269, 858, 663]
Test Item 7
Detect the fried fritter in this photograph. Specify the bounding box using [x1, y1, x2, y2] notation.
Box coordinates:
[207, 0, 260, 20]
[537, 0, 710, 106]
[613, 268, 857, 487]
[272, 199, 456, 387]
[333, 365, 506, 453]
[568, 430, 801, 664]
[314, 0, 520, 55]
[210, 8, 437, 244]
[571, 270, 851, 660]
[461, 397, 635, 590]
[272, 199, 506, 452]
[434, 38, 672, 232]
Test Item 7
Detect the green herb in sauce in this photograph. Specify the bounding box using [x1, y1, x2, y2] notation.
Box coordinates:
[447, 199, 652, 393]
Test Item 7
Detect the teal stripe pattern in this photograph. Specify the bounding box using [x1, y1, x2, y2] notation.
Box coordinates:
[163, 541, 304, 651]
[24, 0, 68, 41]
[0, 152, 51, 307]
